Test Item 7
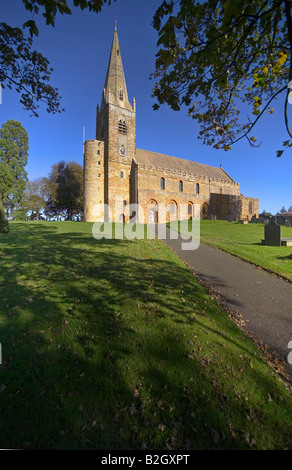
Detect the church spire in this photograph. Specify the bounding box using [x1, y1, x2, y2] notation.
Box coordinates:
[100, 23, 133, 112]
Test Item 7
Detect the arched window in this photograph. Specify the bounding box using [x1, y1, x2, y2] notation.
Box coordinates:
[169, 201, 178, 222]
[196, 183, 200, 194]
[169, 201, 178, 220]
[249, 201, 253, 215]
[188, 203, 192, 215]
[118, 119, 127, 135]
[120, 171, 123, 179]
[202, 203, 208, 218]
[160, 177, 165, 190]
[119, 89, 124, 100]
[179, 180, 183, 192]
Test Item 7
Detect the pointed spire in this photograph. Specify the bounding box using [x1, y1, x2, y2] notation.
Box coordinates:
[100, 23, 133, 112]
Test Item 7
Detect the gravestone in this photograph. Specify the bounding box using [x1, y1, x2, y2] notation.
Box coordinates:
[263, 220, 281, 246]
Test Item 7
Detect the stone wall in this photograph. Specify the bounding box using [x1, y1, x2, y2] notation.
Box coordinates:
[135, 164, 241, 223]
[83, 139, 105, 222]
[209, 193, 240, 220]
[83, 141, 259, 224]
[210, 193, 259, 221]
[98, 103, 136, 222]
[240, 196, 259, 221]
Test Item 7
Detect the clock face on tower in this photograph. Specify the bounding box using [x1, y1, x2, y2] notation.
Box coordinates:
[118, 145, 127, 157]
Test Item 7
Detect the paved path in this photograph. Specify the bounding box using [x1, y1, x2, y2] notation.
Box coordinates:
[155, 225, 292, 383]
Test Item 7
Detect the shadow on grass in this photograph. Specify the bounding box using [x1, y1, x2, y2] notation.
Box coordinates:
[0, 222, 292, 450]
[247, 242, 264, 246]
[277, 253, 292, 261]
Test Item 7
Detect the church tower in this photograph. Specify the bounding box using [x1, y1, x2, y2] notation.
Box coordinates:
[83, 23, 136, 222]
[95, 22, 136, 222]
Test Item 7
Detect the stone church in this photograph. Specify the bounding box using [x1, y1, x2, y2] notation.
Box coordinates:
[83, 25, 259, 224]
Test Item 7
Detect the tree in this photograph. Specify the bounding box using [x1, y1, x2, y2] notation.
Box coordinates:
[0, 120, 29, 215]
[152, 0, 292, 156]
[261, 209, 272, 216]
[47, 161, 83, 220]
[0, 206, 9, 233]
[21, 177, 49, 220]
[0, 0, 114, 117]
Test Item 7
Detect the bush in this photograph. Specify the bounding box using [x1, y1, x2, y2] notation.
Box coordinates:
[0, 207, 9, 233]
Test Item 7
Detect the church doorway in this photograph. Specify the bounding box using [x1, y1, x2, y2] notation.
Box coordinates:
[147, 199, 158, 223]
[149, 210, 156, 223]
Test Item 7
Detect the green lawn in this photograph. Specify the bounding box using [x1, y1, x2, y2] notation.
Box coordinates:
[1, 221, 292, 450]
[175, 220, 292, 282]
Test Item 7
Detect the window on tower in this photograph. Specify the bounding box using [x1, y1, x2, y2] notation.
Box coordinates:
[160, 177, 165, 190]
[119, 89, 124, 100]
[118, 119, 127, 135]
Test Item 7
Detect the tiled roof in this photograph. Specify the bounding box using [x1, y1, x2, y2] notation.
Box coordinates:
[135, 148, 236, 183]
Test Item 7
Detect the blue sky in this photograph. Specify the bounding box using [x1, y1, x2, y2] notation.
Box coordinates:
[1, 0, 291, 214]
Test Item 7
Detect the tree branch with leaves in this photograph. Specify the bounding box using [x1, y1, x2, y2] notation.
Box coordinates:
[152, 0, 292, 156]
[0, 0, 114, 116]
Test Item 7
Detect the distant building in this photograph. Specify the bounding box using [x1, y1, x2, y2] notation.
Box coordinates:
[83, 25, 259, 223]
[274, 212, 292, 226]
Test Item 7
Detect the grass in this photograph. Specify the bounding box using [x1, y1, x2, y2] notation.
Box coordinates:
[174, 219, 292, 282]
[1, 221, 292, 450]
